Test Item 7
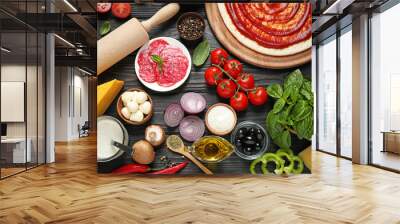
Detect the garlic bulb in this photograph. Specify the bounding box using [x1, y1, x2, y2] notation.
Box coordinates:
[127, 101, 139, 113]
[121, 107, 131, 119]
[136, 92, 148, 104]
[139, 101, 152, 115]
[130, 110, 144, 122]
[121, 92, 132, 105]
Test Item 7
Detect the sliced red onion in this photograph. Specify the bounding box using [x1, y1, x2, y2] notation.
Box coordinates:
[179, 115, 205, 142]
[180, 92, 206, 114]
[164, 103, 184, 127]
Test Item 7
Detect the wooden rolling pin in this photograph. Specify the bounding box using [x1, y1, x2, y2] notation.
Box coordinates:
[97, 3, 180, 75]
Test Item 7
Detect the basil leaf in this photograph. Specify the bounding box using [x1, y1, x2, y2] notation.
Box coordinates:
[151, 55, 163, 73]
[277, 104, 294, 125]
[100, 21, 111, 36]
[284, 69, 304, 90]
[267, 83, 283, 99]
[273, 130, 291, 149]
[151, 55, 163, 64]
[290, 100, 312, 122]
[192, 39, 210, 66]
[273, 98, 286, 114]
[300, 80, 313, 101]
[294, 116, 313, 140]
[266, 112, 284, 140]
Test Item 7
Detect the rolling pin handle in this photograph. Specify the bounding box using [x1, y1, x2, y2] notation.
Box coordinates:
[141, 3, 180, 32]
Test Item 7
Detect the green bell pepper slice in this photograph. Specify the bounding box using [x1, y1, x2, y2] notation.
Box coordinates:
[276, 148, 294, 157]
[291, 156, 304, 174]
[276, 151, 294, 174]
[249, 153, 284, 175]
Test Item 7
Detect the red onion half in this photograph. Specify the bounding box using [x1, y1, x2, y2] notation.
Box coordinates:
[179, 115, 205, 142]
[164, 103, 184, 127]
[180, 92, 206, 114]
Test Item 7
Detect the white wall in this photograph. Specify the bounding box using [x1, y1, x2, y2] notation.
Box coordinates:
[54, 66, 89, 141]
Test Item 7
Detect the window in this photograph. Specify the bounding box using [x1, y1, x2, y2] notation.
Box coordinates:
[317, 36, 337, 154]
[339, 28, 352, 158]
[370, 3, 400, 171]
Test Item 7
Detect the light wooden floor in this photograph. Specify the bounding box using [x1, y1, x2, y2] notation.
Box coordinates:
[0, 136, 400, 224]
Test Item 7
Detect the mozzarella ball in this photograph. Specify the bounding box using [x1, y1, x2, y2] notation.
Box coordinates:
[130, 110, 144, 122]
[127, 101, 139, 113]
[121, 92, 132, 106]
[136, 92, 148, 104]
[121, 107, 131, 119]
[139, 101, 152, 115]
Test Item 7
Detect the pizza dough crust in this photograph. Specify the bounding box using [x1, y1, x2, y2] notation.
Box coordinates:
[217, 3, 311, 57]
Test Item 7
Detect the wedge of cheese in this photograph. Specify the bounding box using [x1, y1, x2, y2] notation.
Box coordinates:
[97, 79, 124, 116]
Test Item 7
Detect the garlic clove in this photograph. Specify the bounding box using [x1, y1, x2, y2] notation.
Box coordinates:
[136, 92, 148, 104]
[130, 110, 144, 122]
[139, 101, 152, 115]
[127, 101, 139, 113]
[121, 92, 132, 106]
[121, 107, 131, 119]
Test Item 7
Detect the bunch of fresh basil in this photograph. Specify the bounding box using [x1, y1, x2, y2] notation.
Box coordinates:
[266, 69, 314, 149]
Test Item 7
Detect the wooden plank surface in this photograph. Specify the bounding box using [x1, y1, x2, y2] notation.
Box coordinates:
[97, 3, 312, 174]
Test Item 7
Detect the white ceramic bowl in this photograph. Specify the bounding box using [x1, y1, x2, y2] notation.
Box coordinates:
[135, 37, 192, 92]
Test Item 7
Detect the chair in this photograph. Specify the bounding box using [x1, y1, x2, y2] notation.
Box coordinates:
[79, 121, 90, 138]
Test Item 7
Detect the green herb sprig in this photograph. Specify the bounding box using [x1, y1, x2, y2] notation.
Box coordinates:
[100, 21, 111, 36]
[151, 54, 163, 73]
[266, 69, 314, 149]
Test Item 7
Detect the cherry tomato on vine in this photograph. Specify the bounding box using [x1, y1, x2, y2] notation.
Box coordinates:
[217, 79, 237, 99]
[112, 3, 131, 19]
[204, 66, 224, 86]
[230, 92, 248, 112]
[223, 59, 243, 79]
[97, 3, 112, 13]
[210, 48, 229, 66]
[248, 87, 268, 106]
[237, 73, 255, 90]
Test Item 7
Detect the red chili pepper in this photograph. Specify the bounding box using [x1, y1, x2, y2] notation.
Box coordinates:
[150, 161, 189, 175]
[112, 164, 150, 174]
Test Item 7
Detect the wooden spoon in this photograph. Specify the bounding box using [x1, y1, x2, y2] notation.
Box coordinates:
[166, 135, 213, 175]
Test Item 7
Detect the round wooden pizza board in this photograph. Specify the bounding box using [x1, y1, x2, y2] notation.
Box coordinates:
[205, 3, 311, 69]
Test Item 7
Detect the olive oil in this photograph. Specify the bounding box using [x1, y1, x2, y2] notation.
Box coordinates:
[191, 136, 234, 162]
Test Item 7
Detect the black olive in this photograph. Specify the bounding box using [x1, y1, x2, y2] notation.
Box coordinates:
[245, 135, 254, 141]
[244, 147, 253, 155]
[256, 133, 264, 141]
[255, 142, 261, 148]
[255, 146, 262, 151]
[256, 128, 262, 134]
[244, 140, 256, 146]
[238, 128, 248, 135]
[249, 127, 256, 134]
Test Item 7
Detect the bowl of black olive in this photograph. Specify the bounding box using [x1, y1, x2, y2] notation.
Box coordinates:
[231, 121, 269, 160]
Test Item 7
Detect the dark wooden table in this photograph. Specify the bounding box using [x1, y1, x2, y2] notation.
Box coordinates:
[97, 3, 311, 174]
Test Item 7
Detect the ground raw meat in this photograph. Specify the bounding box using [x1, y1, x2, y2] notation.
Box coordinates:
[138, 39, 188, 87]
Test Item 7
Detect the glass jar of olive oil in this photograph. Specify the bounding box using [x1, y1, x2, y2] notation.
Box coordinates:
[189, 136, 234, 163]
